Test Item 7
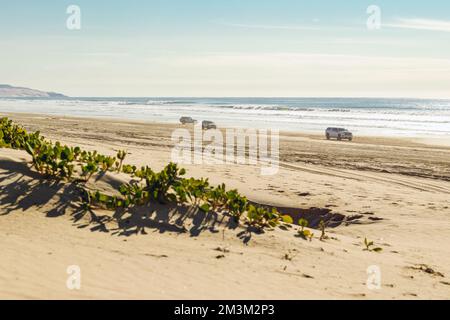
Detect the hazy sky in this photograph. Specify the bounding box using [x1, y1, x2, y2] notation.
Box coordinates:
[1, 0, 450, 97]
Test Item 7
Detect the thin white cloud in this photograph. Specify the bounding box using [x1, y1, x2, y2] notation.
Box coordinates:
[80, 52, 131, 57]
[216, 21, 318, 31]
[385, 18, 450, 33]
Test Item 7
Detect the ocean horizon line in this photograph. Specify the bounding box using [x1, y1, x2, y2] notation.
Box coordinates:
[3, 96, 450, 101]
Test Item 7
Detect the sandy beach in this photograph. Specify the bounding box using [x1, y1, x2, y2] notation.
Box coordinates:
[1, 112, 450, 299]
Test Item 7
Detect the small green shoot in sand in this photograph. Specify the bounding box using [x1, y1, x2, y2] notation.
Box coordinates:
[116, 150, 127, 172]
[364, 238, 383, 252]
[297, 218, 313, 241]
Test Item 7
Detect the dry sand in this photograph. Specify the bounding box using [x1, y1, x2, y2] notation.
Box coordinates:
[1, 112, 450, 299]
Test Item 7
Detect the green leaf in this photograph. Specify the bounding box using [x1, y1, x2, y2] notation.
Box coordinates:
[199, 203, 210, 212]
[303, 230, 312, 237]
[24, 142, 34, 156]
[298, 218, 309, 228]
[281, 215, 293, 224]
[98, 193, 109, 203]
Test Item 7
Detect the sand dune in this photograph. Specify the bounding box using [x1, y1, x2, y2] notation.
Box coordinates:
[1, 113, 450, 299]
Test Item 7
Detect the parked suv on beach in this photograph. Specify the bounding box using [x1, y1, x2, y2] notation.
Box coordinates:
[180, 116, 197, 124]
[202, 120, 217, 130]
[325, 127, 353, 141]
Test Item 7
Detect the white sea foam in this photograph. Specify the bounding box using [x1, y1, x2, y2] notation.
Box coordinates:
[0, 97, 449, 137]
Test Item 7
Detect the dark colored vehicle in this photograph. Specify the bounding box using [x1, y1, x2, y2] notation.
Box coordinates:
[180, 116, 197, 124]
[202, 120, 217, 130]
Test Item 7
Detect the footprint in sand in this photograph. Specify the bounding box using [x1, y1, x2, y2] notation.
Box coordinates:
[403, 293, 418, 297]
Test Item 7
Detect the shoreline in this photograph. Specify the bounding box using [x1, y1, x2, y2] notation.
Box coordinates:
[2, 110, 450, 146]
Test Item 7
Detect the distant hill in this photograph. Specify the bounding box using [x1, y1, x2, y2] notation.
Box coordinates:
[0, 84, 67, 98]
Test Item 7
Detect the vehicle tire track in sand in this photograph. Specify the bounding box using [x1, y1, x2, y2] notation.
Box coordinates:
[280, 161, 450, 194]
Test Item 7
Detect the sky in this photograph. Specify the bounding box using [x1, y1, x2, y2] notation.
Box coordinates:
[1, 0, 450, 98]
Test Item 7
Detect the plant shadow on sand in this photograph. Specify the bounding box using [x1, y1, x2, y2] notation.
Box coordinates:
[0, 158, 249, 241]
[0, 159, 79, 218]
[0, 158, 370, 244]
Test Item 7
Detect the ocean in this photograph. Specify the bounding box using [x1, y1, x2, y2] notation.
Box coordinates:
[1, 97, 449, 137]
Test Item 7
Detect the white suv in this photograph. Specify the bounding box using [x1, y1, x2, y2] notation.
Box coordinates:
[326, 127, 353, 141]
